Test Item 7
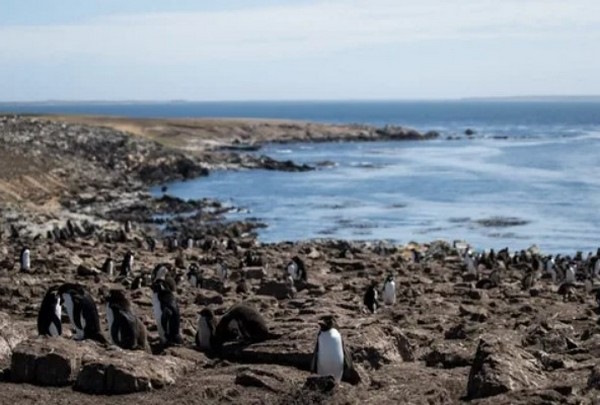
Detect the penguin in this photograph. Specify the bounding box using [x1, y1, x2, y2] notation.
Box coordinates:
[102, 257, 114, 277]
[310, 315, 354, 383]
[153, 264, 177, 292]
[124, 220, 132, 234]
[565, 264, 576, 284]
[595, 258, 600, 279]
[363, 282, 379, 314]
[37, 286, 62, 337]
[120, 251, 134, 277]
[58, 283, 106, 343]
[236, 273, 250, 294]
[105, 289, 148, 351]
[195, 308, 217, 351]
[382, 274, 396, 305]
[186, 238, 194, 250]
[20, 246, 30, 272]
[217, 262, 229, 282]
[146, 237, 156, 253]
[212, 304, 278, 349]
[187, 264, 203, 289]
[464, 250, 477, 276]
[151, 279, 182, 346]
[286, 256, 307, 282]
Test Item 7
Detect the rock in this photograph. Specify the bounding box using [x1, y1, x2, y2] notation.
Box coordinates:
[241, 267, 267, 280]
[423, 344, 473, 369]
[0, 312, 27, 361]
[77, 264, 100, 277]
[465, 128, 476, 135]
[195, 292, 224, 306]
[459, 304, 488, 322]
[256, 281, 294, 300]
[467, 337, 547, 399]
[11, 337, 96, 386]
[234, 368, 285, 392]
[303, 375, 336, 392]
[587, 364, 600, 390]
[75, 349, 193, 394]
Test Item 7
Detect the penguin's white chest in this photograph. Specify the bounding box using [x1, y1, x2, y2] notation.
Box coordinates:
[151, 293, 165, 340]
[197, 317, 212, 349]
[465, 256, 476, 274]
[566, 268, 575, 283]
[383, 281, 396, 305]
[21, 250, 30, 270]
[287, 262, 298, 280]
[317, 329, 344, 382]
[49, 299, 62, 337]
[595, 260, 600, 277]
[189, 275, 197, 288]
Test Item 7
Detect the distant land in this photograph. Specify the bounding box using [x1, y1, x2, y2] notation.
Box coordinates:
[1, 96, 600, 105]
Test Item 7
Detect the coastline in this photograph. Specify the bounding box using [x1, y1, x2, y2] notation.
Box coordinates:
[0, 113, 597, 403]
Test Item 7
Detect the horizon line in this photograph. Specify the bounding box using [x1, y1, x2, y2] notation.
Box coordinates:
[1, 95, 600, 104]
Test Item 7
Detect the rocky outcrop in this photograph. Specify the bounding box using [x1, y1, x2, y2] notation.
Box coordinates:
[10, 337, 193, 394]
[0, 312, 27, 361]
[466, 337, 547, 399]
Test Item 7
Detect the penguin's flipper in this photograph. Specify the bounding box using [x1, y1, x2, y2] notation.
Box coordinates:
[341, 339, 360, 385]
[162, 305, 181, 344]
[310, 335, 319, 373]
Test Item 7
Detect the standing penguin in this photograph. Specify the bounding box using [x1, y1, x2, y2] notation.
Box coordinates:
[195, 308, 217, 351]
[58, 283, 106, 343]
[105, 289, 148, 351]
[151, 279, 182, 346]
[363, 282, 379, 314]
[20, 246, 30, 272]
[217, 262, 229, 282]
[120, 251, 134, 277]
[187, 264, 203, 288]
[286, 256, 307, 282]
[102, 257, 114, 277]
[382, 274, 396, 305]
[565, 264, 576, 284]
[310, 315, 354, 383]
[37, 286, 62, 337]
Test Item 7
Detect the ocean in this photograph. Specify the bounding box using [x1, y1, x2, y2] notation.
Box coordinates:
[4, 101, 600, 253]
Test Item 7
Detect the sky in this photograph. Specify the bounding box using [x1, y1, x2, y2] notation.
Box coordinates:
[1, 0, 600, 101]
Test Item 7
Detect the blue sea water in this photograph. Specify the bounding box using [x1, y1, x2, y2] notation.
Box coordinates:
[3, 101, 600, 253]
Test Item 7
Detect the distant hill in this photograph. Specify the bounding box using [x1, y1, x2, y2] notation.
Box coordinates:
[461, 95, 600, 102]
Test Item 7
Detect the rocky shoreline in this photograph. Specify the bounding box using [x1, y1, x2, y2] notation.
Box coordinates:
[1, 114, 599, 404]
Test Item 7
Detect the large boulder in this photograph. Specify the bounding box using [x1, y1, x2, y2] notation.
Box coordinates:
[75, 349, 193, 394]
[10, 337, 193, 394]
[467, 337, 547, 399]
[10, 337, 96, 386]
[0, 312, 27, 361]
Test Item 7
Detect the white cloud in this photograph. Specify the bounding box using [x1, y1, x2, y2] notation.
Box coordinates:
[1, 0, 599, 63]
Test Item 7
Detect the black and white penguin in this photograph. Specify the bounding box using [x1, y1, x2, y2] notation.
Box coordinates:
[105, 289, 148, 351]
[37, 286, 62, 337]
[310, 315, 354, 383]
[195, 308, 217, 351]
[101, 257, 114, 277]
[151, 279, 182, 346]
[217, 262, 229, 282]
[286, 256, 307, 282]
[153, 264, 177, 292]
[20, 246, 30, 272]
[58, 283, 106, 343]
[124, 220, 132, 234]
[186, 238, 194, 250]
[187, 264, 203, 288]
[120, 251, 134, 277]
[382, 274, 396, 305]
[363, 282, 379, 314]
[212, 304, 278, 349]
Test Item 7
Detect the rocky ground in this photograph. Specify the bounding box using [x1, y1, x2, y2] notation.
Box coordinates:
[0, 115, 599, 404]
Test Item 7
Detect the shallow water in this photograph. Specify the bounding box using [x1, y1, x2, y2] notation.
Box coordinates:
[156, 132, 600, 254]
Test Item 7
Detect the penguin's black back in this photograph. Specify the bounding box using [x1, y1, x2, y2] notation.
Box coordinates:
[363, 285, 378, 313]
[74, 291, 106, 343]
[157, 288, 182, 345]
[214, 304, 273, 347]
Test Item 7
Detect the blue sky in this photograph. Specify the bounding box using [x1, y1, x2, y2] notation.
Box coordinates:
[1, 0, 599, 101]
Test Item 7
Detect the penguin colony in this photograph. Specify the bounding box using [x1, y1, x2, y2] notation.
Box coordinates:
[29, 231, 600, 386]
